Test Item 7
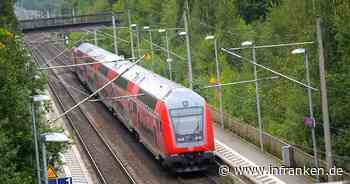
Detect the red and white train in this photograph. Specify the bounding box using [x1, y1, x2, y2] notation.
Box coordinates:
[73, 43, 215, 172]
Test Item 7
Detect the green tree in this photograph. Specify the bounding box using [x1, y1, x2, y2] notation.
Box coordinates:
[0, 0, 18, 31]
[1, 1, 69, 183]
[236, 0, 280, 23]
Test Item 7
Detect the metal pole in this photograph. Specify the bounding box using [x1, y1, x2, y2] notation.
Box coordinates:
[214, 39, 224, 129]
[112, 15, 118, 55]
[72, 8, 75, 24]
[31, 102, 41, 184]
[184, 12, 193, 89]
[304, 51, 320, 182]
[312, 0, 316, 13]
[42, 142, 48, 184]
[165, 31, 172, 80]
[148, 31, 154, 70]
[128, 10, 135, 59]
[185, 0, 191, 27]
[252, 44, 264, 152]
[316, 17, 334, 181]
[94, 30, 98, 46]
[136, 26, 141, 58]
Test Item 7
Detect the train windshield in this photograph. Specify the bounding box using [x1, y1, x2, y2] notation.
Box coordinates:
[170, 107, 204, 146]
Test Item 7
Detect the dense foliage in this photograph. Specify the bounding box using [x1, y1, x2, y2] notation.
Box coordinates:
[1, 1, 67, 183]
[0, 28, 36, 184]
[0, 0, 18, 30]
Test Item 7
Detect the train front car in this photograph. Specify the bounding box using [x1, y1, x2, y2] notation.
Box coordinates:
[157, 88, 215, 172]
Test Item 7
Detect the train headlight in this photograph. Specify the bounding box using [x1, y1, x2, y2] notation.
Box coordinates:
[195, 135, 202, 140]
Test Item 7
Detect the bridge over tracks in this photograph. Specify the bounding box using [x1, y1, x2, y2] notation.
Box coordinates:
[19, 12, 122, 33]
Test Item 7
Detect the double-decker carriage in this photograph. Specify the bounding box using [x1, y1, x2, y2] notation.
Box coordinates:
[73, 43, 215, 172]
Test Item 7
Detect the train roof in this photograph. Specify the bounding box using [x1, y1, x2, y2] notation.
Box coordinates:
[75, 43, 188, 100]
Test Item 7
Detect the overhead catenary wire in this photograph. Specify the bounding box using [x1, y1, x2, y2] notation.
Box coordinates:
[228, 41, 315, 51]
[203, 76, 280, 89]
[38, 32, 91, 63]
[142, 38, 186, 61]
[48, 75, 90, 97]
[84, 28, 130, 43]
[89, 94, 145, 102]
[39, 59, 125, 70]
[49, 54, 146, 123]
[221, 48, 318, 91]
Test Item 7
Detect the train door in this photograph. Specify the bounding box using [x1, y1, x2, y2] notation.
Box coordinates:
[79, 65, 87, 83]
[86, 64, 95, 91]
[95, 69, 102, 90]
[129, 100, 138, 127]
[97, 65, 108, 98]
[155, 119, 162, 151]
[111, 82, 119, 114]
[75, 54, 87, 83]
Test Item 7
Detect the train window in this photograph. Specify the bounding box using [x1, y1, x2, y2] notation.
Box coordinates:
[157, 120, 162, 132]
[99, 65, 109, 76]
[131, 72, 145, 84]
[115, 62, 126, 69]
[129, 100, 137, 113]
[138, 89, 157, 110]
[169, 107, 204, 145]
[86, 48, 94, 54]
[114, 76, 128, 90]
[134, 102, 137, 112]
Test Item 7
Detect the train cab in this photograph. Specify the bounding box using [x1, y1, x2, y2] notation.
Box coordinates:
[161, 88, 215, 172]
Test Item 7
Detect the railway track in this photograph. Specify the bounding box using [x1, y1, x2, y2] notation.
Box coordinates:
[177, 173, 219, 184]
[29, 35, 137, 184]
[26, 32, 241, 184]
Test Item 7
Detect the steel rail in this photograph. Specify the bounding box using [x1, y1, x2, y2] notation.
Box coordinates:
[31, 49, 108, 184]
[30, 39, 137, 184]
[41, 42, 137, 184]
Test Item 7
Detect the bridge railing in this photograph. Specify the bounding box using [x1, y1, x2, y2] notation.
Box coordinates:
[20, 12, 122, 31]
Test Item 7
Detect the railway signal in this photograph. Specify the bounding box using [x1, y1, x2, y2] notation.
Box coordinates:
[47, 165, 57, 179]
